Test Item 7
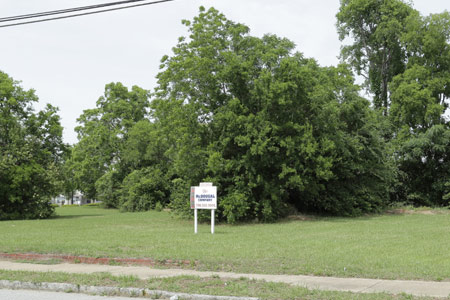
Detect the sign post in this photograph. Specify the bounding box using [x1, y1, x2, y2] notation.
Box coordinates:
[211, 209, 215, 234]
[191, 182, 217, 234]
[190, 187, 197, 234]
[194, 208, 198, 234]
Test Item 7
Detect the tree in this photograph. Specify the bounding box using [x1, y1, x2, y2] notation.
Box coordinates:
[72, 82, 150, 204]
[390, 65, 446, 136]
[398, 125, 450, 206]
[390, 11, 450, 206]
[337, 0, 450, 120]
[0, 71, 65, 220]
[56, 144, 78, 204]
[336, 0, 414, 113]
[337, 1, 450, 207]
[391, 11, 450, 134]
[120, 166, 169, 212]
[153, 7, 395, 222]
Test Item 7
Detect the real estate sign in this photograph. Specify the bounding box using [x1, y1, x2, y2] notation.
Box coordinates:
[191, 186, 217, 209]
[191, 182, 217, 234]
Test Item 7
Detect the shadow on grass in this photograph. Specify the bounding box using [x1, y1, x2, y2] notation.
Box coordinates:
[50, 214, 104, 220]
[276, 212, 408, 224]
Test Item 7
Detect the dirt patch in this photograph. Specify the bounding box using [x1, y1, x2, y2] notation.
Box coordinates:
[286, 214, 315, 221]
[386, 209, 408, 215]
[0, 253, 197, 268]
[386, 208, 448, 215]
[415, 210, 436, 215]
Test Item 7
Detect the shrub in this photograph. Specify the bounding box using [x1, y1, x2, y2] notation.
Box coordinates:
[120, 167, 169, 211]
[95, 169, 121, 208]
[168, 178, 191, 218]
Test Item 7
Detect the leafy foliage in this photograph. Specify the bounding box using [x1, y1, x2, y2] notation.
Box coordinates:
[71, 82, 150, 204]
[152, 7, 395, 221]
[0, 71, 65, 220]
[398, 125, 450, 206]
[120, 167, 169, 212]
[67, 4, 450, 220]
[337, 0, 413, 112]
[338, 0, 450, 207]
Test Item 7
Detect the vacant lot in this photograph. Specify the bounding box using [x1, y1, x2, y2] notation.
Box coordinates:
[1, 206, 449, 281]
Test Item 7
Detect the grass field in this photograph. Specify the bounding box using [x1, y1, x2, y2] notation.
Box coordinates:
[0, 270, 435, 300]
[1, 206, 449, 281]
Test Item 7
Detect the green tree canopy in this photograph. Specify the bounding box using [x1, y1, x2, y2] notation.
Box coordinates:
[152, 7, 395, 222]
[390, 11, 450, 136]
[337, 0, 414, 112]
[398, 124, 450, 206]
[69, 4, 450, 219]
[338, 0, 450, 207]
[0, 71, 65, 220]
[72, 82, 150, 204]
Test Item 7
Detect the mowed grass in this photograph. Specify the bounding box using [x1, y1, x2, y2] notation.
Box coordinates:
[0, 270, 435, 300]
[1, 206, 449, 281]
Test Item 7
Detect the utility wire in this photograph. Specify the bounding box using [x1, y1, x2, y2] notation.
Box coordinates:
[0, 0, 149, 23]
[0, 0, 176, 28]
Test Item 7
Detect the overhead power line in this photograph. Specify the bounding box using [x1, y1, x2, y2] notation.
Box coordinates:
[0, 0, 176, 28]
[0, 0, 149, 23]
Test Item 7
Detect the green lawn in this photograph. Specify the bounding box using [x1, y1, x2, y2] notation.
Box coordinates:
[0, 270, 434, 300]
[1, 206, 449, 281]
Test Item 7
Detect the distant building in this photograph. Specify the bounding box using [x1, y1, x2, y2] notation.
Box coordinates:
[52, 194, 67, 205]
[51, 191, 94, 206]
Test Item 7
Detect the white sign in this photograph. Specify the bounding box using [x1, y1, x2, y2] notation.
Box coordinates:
[191, 182, 217, 234]
[193, 186, 217, 209]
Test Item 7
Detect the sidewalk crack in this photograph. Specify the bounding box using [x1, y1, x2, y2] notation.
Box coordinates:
[360, 281, 383, 293]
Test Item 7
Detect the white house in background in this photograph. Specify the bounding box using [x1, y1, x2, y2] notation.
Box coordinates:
[51, 191, 94, 206]
[52, 194, 66, 205]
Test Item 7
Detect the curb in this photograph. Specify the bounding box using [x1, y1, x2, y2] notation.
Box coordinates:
[0, 280, 260, 300]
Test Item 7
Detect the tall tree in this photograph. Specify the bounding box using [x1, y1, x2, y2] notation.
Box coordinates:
[336, 0, 414, 113]
[117, 120, 171, 211]
[391, 11, 450, 206]
[57, 145, 78, 204]
[0, 71, 65, 220]
[153, 7, 395, 222]
[390, 11, 450, 136]
[72, 82, 149, 203]
[337, 0, 450, 207]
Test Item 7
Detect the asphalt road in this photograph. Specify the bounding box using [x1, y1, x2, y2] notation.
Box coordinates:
[0, 289, 141, 300]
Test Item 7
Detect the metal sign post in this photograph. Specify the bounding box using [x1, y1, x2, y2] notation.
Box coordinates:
[190, 186, 198, 234]
[191, 182, 217, 234]
[211, 209, 215, 234]
[194, 208, 198, 234]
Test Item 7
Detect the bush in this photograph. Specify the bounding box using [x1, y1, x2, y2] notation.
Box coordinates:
[168, 178, 191, 218]
[154, 201, 163, 212]
[219, 190, 252, 224]
[84, 202, 101, 207]
[397, 125, 450, 207]
[120, 167, 169, 212]
[95, 169, 121, 208]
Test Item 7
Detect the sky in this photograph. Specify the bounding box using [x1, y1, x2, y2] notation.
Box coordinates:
[0, 0, 448, 144]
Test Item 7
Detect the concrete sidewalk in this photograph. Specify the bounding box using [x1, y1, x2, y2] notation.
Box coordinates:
[0, 260, 449, 298]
